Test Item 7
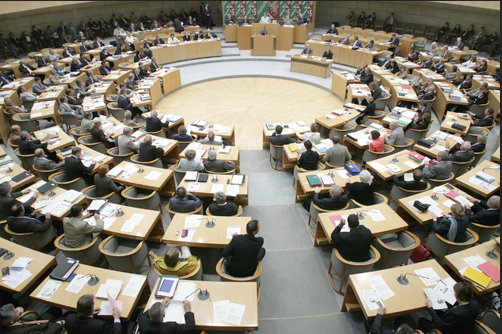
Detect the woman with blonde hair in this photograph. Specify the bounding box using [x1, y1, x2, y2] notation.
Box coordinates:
[430, 203, 470, 242]
[149, 246, 197, 276]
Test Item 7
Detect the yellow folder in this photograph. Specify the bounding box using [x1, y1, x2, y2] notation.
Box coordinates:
[462, 267, 491, 289]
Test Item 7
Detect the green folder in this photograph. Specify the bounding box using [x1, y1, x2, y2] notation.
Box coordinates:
[306, 175, 322, 187]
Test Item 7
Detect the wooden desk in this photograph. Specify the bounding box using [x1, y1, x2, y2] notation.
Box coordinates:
[105, 54, 135, 68]
[65, 43, 82, 55]
[29, 184, 86, 220]
[148, 40, 222, 64]
[394, 57, 421, 73]
[344, 127, 385, 153]
[30, 101, 58, 125]
[472, 76, 500, 90]
[477, 58, 500, 74]
[0, 62, 22, 78]
[381, 108, 418, 128]
[315, 203, 408, 247]
[277, 26, 294, 51]
[442, 239, 500, 295]
[34, 126, 75, 153]
[294, 25, 308, 43]
[37, 88, 66, 107]
[0, 162, 36, 191]
[399, 37, 419, 56]
[32, 66, 53, 78]
[290, 54, 331, 78]
[491, 147, 500, 163]
[237, 26, 252, 50]
[366, 150, 421, 181]
[321, 34, 393, 52]
[331, 71, 361, 100]
[163, 214, 251, 247]
[251, 35, 276, 56]
[79, 63, 101, 76]
[133, 78, 162, 110]
[251, 23, 278, 36]
[57, 144, 113, 172]
[109, 161, 175, 197]
[180, 144, 240, 173]
[57, 72, 86, 89]
[388, 83, 418, 110]
[83, 95, 108, 115]
[189, 125, 235, 144]
[314, 106, 361, 140]
[140, 111, 185, 134]
[178, 173, 248, 206]
[367, 65, 393, 80]
[0, 145, 6, 157]
[141, 135, 180, 164]
[341, 260, 453, 319]
[0, 239, 56, 294]
[487, 90, 500, 121]
[346, 83, 371, 103]
[123, 60, 152, 72]
[453, 160, 500, 198]
[433, 82, 470, 121]
[262, 123, 302, 149]
[282, 143, 326, 172]
[440, 111, 471, 135]
[224, 24, 237, 42]
[308, 41, 381, 68]
[146, 279, 258, 331]
[294, 168, 359, 203]
[396, 183, 463, 225]
[93, 81, 117, 97]
[151, 68, 181, 95]
[101, 69, 132, 86]
[412, 68, 446, 82]
[30, 264, 148, 321]
[413, 131, 460, 159]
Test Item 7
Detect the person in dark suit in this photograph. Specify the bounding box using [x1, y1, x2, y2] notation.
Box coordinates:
[466, 195, 500, 227]
[418, 282, 479, 334]
[454, 36, 465, 51]
[322, 49, 333, 59]
[65, 146, 95, 185]
[370, 82, 383, 101]
[202, 3, 212, 29]
[18, 131, 53, 156]
[0, 182, 37, 221]
[143, 45, 153, 59]
[305, 184, 349, 211]
[61, 46, 73, 58]
[91, 118, 114, 149]
[7, 202, 53, 233]
[137, 62, 150, 78]
[173, 18, 184, 33]
[469, 107, 494, 127]
[182, 31, 191, 42]
[138, 135, 163, 162]
[430, 203, 470, 242]
[297, 140, 319, 170]
[37, 54, 50, 68]
[194, 31, 205, 40]
[114, 43, 127, 55]
[421, 55, 433, 69]
[118, 88, 142, 119]
[355, 96, 376, 124]
[85, 71, 99, 87]
[296, 13, 307, 26]
[153, 35, 165, 46]
[65, 294, 121, 334]
[208, 191, 239, 216]
[389, 60, 399, 74]
[99, 61, 112, 75]
[346, 170, 378, 205]
[389, 169, 428, 191]
[387, 33, 400, 52]
[221, 220, 265, 277]
[150, 58, 160, 72]
[269, 125, 296, 145]
[79, 53, 91, 66]
[421, 86, 435, 101]
[469, 134, 487, 152]
[433, 59, 446, 74]
[357, 66, 373, 84]
[168, 187, 203, 213]
[336, 36, 350, 45]
[80, 41, 92, 54]
[446, 141, 474, 162]
[351, 36, 363, 48]
[146, 110, 170, 133]
[331, 214, 372, 262]
[326, 24, 338, 34]
[379, 54, 393, 69]
[138, 298, 195, 334]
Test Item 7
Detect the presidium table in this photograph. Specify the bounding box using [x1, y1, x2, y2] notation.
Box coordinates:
[290, 55, 332, 78]
[251, 35, 276, 56]
[234, 23, 305, 51]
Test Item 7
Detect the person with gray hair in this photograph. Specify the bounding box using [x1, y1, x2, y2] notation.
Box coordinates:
[197, 131, 223, 145]
[126, 73, 138, 90]
[203, 148, 235, 172]
[73, 78, 94, 98]
[60, 95, 85, 120]
[19, 130, 55, 156]
[303, 184, 349, 211]
[91, 117, 115, 149]
[138, 134, 164, 162]
[323, 135, 351, 167]
[145, 109, 170, 134]
[123, 110, 142, 127]
[138, 298, 195, 333]
[80, 111, 93, 134]
[385, 120, 406, 146]
[65, 294, 121, 333]
[208, 190, 239, 216]
[465, 195, 500, 227]
[423, 151, 452, 180]
[0, 181, 38, 221]
[447, 141, 474, 162]
[170, 125, 194, 142]
[346, 170, 378, 205]
[175, 149, 205, 171]
[0, 303, 65, 332]
[48, 68, 62, 84]
[34, 148, 65, 171]
[296, 123, 321, 142]
[117, 126, 139, 155]
[168, 186, 203, 213]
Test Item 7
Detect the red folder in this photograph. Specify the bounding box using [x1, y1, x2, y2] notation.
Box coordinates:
[445, 191, 459, 202]
[329, 215, 342, 227]
[478, 261, 500, 283]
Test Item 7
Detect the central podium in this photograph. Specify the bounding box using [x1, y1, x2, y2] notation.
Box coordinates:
[251, 35, 277, 56]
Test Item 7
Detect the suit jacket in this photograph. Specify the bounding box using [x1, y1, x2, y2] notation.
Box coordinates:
[204, 159, 235, 172]
[372, 86, 383, 100]
[468, 201, 499, 227]
[93, 40, 104, 49]
[60, 102, 79, 116]
[65, 314, 120, 334]
[470, 142, 485, 153]
[34, 157, 64, 171]
[32, 82, 47, 95]
[118, 95, 133, 111]
[389, 36, 400, 46]
[472, 115, 494, 127]
[80, 118, 93, 134]
[19, 139, 47, 155]
[352, 39, 362, 48]
[5, 104, 26, 115]
[146, 117, 169, 132]
[74, 85, 91, 97]
[423, 161, 452, 180]
[153, 39, 165, 46]
[379, 59, 391, 69]
[338, 38, 350, 45]
[326, 28, 338, 34]
[459, 80, 472, 90]
[174, 21, 184, 33]
[64, 155, 95, 182]
[126, 78, 138, 90]
[434, 64, 445, 73]
[194, 34, 205, 41]
[3, 321, 64, 334]
[117, 135, 139, 155]
[221, 234, 264, 277]
[208, 201, 239, 216]
[80, 45, 91, 53]
[385, 127, 405, 146]
[391, 174, 427, 191]
[313, 193, 349, 211]
[70, 61, 82, 72]
[331, 225, 372, 262]
[138, 142, 163, 162]
[346, 171, 378, 205]
[114, 47, 126, 55]
[49, 74, 62, 84]
[422, 60, 433, 69]
[8, 215, 53, 233]
[269, 134, 295, 146]
[298, 150, 319, 170]
[448, 149, 474, 162]
[360, 102, 376, 117]
[0, 193, 36, 221]
[197, 138, 222, 146]
[62, 50, 72, 58]
[175, 159, 204, 171]
[99, 65, 112, 75]
[94, 174, 122, 197]
[85, 76, 98, 87]
[138, 310, 195, 334]
[91, 125, 110, 148]
[323, 143, 351, 167]
[37, 57, 49, 68]
[426, 300, 479, 334]
[322, 50, 333, 59]
[456, 42, 465, 50]
[150, 62, 160, 72]
[168, 195, 203, 213]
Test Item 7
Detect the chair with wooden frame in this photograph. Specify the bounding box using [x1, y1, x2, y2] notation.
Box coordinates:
[205, 205, 243, 217]
[178, 137, 197, 152]
[78, 135, 107, 154]
[392, 138, 414, 153]
[14, 148, 35, 172]
[325, 159, 356, 169]
[372, 231, 421, 268]
[329, 124, 356, 144]
[308, 202, 350, 237]
[58, 109, 79, 130]
[165, 203, 203, 220]
[351, 192, 389, 207]
[206, 168, 237, 175]
[361, 145, 395, 169]
[451, 157, 475, 177]
[328, 245, 381, 295]
[170, 163, 186, 187]
[468, 101, 491, 118]
[69, 127, 90, 139]
[269, 144, 283, 170]
[82, 185, 121, 205]
[292, 162, 326, 189]
[389, 182, 431, 206]
[122, 187, 163, 213]
[98, 236, 151, 274]
[54, 234, 102, 265]
[426, 228, 479, 260]
[426, 172, 455, 188]
[4, 225, 57, 251]
[7, 138, 18, 150]
[480, 309, 500, 334]
[468, 222, 500, 244]
[49, 171, 87, 191]
[107, 102, 126, 121]
[153, 259, 204, 281]
[405, 125, 431, 145]
[0, 220, 9, 240]
[32, 164, 63, 182]
[147, 129, 166, 138]
[216, 257, 263, 302]
[107, 147, 134, 166]
[470, 148, 487, 168]
[130, 154, 163, 168]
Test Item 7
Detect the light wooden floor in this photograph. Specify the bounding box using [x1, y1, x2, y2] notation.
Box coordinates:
[155, 77, 345, 150]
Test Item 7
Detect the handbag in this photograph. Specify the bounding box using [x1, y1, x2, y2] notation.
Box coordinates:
[411, 243, 431, 263]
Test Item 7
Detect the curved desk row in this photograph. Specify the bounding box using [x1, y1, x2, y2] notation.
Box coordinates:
[307, 40, 382, 68]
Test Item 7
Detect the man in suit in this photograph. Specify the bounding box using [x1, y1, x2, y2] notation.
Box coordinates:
[197, 131, 224, 146]
[298, 140, 319, 170]
[7, 202, 53, 234]
[323, 135, 351, 167]
[34, 148, 64, 171]
[117, 127, 139, 155]
[0, 69, 13, 86]
[0, 182, 38, 221]
[194, 30, 205, 40]
[187, 15, 196, 26]
[385, 121, 406, 146]
[9, 125, 21, 145]
[91, 118, 114, 149]
[74, 79, 94, 98]
[145, 109, 169, 133]
[415, 100, 432, 123]
[62, 46, 73, 58]
[150, 58, 160, 72]
[168, 187, 203, 213]
[205, 29, 217, 39]
[128, 23, 137, 32]
[470, 107, 494, 127]
[447, 141, 474, 162]
[221, 220, 265, 277]
[466, 195, 500, 227]
[337, 36, 350, 45]
[204, 148, 235, 172]
[99, 61, 112, 75]
[357, 66, 373, 84]
[346, 170, 378, 205]
[182, 31, 191, 42]
[118, 89, 142, 119]
[322, 48, 333, 59]
[32, 77, 48, 95]
[138, 298, 195, 334]
[387, 33, 400, 52]
[305, 184, 349, 211]
[137, 63, 150, 78]
[114, 43, 127, 55]
[269, 125, 296, 146]
[4, 97, 27, 116]
[378, 54, 392, 69]
[66, 294, 121, 334]
[85, 71, 99, 87]
[225, 14, 236, 25]
[151, 19, 162, 30]
[384, 13, 396, 32]
[202, 3, 212, 29]
[60, 95, 85, 120]
[466, 81, 488, 100]
[159, 11, 169, 24]
[297, 13, 307, 26]
[79, 53, 91, 66]
[70, 57, 83, 72]
[138, 135, 163, 162]
[389, 169, 428, 191]
[80, 41, 92, 54]
[433, 59, 446, 73]
[153, 35, 165, 46]
[331, 214, 372, 262]
[126, 73, 138, 90]
[421, 55, 433, 69]
[93, 37, 105, 49]
[454, 36, 465, 51]
[18, 60, 36, 77]
[37, 54, 49, 68]
[65, 146, 95, 185]
[326, 24, 338, 35]
[352, 36, 362, 48]
[79, 112, 93, 134]
[47, 48, 61, 62]
[456, 89, 489, 112]
[469, 27, 486, 49]
[363, 40, 377, 51]
[208, 191, 239, 216]
[19, 131, 54, 156]
[174, 18, 184, 33]
[423, 151, 452, 180]
[143, 45, 153, 59]
[97, 18, 110, 38]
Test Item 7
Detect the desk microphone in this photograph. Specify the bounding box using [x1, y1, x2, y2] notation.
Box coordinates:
[390, 152, 409, 164]
[211, 174, 219, 183]
[185, 287, 211, 301]
[431, 191, 439, 201]
[115, 207, 125, 217]
[48, 189, 56, 198]
[201, 217, 216, 228]
[283, 119, 294, 128]
[5, 164, 13, 173]
[397, 273, 431, 285]
[486, 247, 499, 260]
[208, 121, 213, 128]
[137, 164, 145, 173]
[79, 274, 100, 286]
[357, 210, 367, 220]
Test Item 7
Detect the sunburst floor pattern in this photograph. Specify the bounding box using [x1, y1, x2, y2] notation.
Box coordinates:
[155, 77, 345, 150]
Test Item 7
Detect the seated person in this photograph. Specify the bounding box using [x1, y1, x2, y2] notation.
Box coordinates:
[396, 66, 408, 79]
[94, 165, 125, 197]
[301, 43, 313, 56]
[60, 95, 85, 120]
[410, 112, 432, 130]
[408, 50, 419, 62]
[117, 127, 139, 156]
[465, 195, 500, 227]
[176, 149, 204, 171]
[304, 184, 348, 211]
[296, 123, 320, 142]
[125, 73, 138, 90]
[389, 169, 428, 190]
[149, 246, 197, 276]
[138, 135, 164, 162]
[145, 110, 170, 133]
[385, 121, 406, 146]
[90, 118, 115, 149]
[469, 133, 486, 152]
[19, 131, 54, 156]
[269, 125, 296, 146]
[221, 220, 265, 277]
[0, 303, 65, 333]
[355, 96, 375, 125]
[65, 294, 121, 334]
[8, 125, 21, 145]
[346, 170, 378, 205]
[331, 214, 372, 262]
[204, 148, 235, 172]
[138, 298, 195, 333]
[259, 26, 268, 36]
[423, 151, 452, 180]
[123, 110, 142, 128]
[367, 307, 415, 334]
[418, 282, 479, 334]
[197, 131, 223, 146]
[444, 65, 457, 80]
[297, 140, 319, 171]
[168, 187, 203, 213]
[469, 107, 494, 127]
[409, 72, 423, 92]
[323, 135, 351, 167]
[363, 40, 377, 51]
[7, 196, 54, 234]
[65, 146, 95, 185]
[62, 204, 103, 248]
[446, 141, 474, 162]
[326, 24, 338, 35]
[322, 48, 333, 59]
[0, 182, 38, 221]
[170, 125, 194, 142]
[369, 130, 385, 152]
[34, 148, 64, 171]
[208, 191, 239, 216]
[80, 111, 93, 134]
[357, 67, 374, 85]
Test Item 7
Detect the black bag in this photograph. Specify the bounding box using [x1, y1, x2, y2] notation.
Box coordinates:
[452, 123, 466, 131]
[413, 200, 430, 213]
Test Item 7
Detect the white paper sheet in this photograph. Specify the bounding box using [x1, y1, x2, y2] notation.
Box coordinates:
[404, 161, 419, 169]
[424, 288, 448, 310]
[122, 276, 146, 297]
[120, 220, 137, 232]
[226, 226, 241, 239]
[367, 210, 385, 222]
[36, 279, 62, 299]
[172, 281, 196, 302]
[213, 300, 229, 322]
[211, 184, 224, 194]
[178, 229, 195, 242]
[434, 277, 456, 305]
[225, 303, 246, 325]
[370, 162, 388, 173]
[226, 185, 239, 197]
[184, 216, 201, 228]
[463, 255, 486, 273]
[442, 199, 456, 208]
[368, 275, 395, 300]
[3, 270, 32, 289]
[414, 267, 441, 286]
[163, 300, 185, 323]
[145, 171, 162, 181]
[103, 217, 116, 229]
[362, 290, 384, 310]
[187, 182, 201, 192]
[65, 274, 89, 294]
[336, 170, 351, 179]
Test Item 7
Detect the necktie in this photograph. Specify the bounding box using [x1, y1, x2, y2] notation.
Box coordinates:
[104, 67, 109, 74]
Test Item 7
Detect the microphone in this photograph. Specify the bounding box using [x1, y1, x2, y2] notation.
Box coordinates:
[5, 164, 13, 173]
[137, 164, 144, 173]
[201, 217, 216, 228]
[390, 151, 409, 164]
[48, 189, 56, 198]
[357, 210, 367, 220]
[185, 288, 211, 301]
[211, 174, 219, 183]
[397, 273, 432, 285]
[115, 207, 125, 217]
[3, 250, 14, 260]
[208, 121, 213, 128]
[431, 191, 439, 201]
[79, 273, 100, 286]
[486, 247, 498, 260]
[283, 119, 294, 128]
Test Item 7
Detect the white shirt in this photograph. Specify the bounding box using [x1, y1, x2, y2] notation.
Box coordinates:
[462, 60, 476, 68]
[168, 37, 180, 44]
[260, 16, 271, 24]
[126, 35, 137, 43]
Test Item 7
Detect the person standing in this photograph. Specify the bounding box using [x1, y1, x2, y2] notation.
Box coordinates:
[202, 3, 212, 30]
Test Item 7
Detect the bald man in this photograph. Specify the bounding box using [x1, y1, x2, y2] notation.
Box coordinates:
[465, 195, 500, 227]
[447, 141, 474, 162]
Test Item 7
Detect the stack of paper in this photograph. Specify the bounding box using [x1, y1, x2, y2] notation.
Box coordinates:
[96, 279, 124, 299]
[35, 279, 61, 299]
[107, 166, 125, 177]
[2, 257, 32, 282]
[184, 215, 202, 228]
[414, 267, 441, 286]
[226, 185, 239, 197]
[361, 290, 384, 310]
[213, 300, 246, 325]
[187, 182, 201, 191]
[226, 226, 241, 239]
[145, 171, 162, 181]
[368, 275, 395, 300]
